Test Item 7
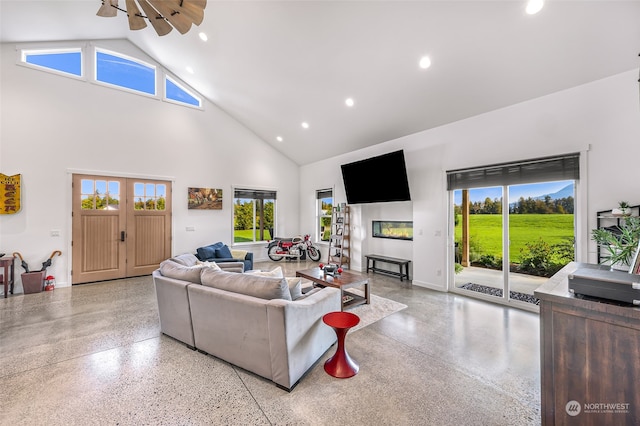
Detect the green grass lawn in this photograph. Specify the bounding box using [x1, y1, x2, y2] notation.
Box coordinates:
[455, 214, 574, 261]
[234, 229, 272, 243]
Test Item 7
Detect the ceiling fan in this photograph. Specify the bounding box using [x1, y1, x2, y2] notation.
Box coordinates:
[97, 0, 206, 36]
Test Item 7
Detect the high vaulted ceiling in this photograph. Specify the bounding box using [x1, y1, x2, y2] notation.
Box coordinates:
[1, 1, 639, 165]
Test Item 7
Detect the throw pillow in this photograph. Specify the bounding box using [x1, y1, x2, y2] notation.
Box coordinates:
[196, 242, 224, 261]
[196, 260, 221, 271]
[160, 260, 204, 284]
[249, 267, 284, 279]
[214, 244, 233, 259]
[285, 277, 303, 300]
[200, 268, 292, 301]
[230, 249, 248, 259]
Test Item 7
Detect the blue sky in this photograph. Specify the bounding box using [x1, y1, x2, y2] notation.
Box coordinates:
[453, 180, 573, 204]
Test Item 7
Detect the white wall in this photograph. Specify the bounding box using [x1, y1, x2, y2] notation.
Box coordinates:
[0, 40, 300, 291]
[300, 68, 640, 291]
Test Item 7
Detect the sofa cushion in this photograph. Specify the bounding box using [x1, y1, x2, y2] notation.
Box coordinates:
[160, 260, 205, 284]
[248, 268, 302, 300]
[215, 244, 233, 259]
[196, 242, 224, 261]
[200, 268, 292, 301]
[170, 253, 199, 267]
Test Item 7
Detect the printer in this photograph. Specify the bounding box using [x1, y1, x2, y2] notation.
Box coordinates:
[568, 266, 640, 305]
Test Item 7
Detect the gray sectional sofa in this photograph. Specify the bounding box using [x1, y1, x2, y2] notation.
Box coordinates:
[152, 253, 341, 390]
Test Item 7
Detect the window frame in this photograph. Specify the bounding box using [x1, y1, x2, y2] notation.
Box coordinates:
[233, 188, 277, 245]
[16, 42, 205, 110]
[164, 75, 203, 109]
[93, 47, 157, 98]
[19, 46, 85, 81]
[316, 189, 333, 242]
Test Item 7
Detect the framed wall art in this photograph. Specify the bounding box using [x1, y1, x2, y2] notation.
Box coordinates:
[0, 173, 21, 214]
[188, 187, 222, 210]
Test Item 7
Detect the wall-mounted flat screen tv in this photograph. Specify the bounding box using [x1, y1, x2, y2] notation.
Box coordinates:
[340, 150, 411, 204]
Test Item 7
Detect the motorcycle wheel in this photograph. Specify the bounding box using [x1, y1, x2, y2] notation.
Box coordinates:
[307, 246, 321, 261]
[268, 245, 284, 261]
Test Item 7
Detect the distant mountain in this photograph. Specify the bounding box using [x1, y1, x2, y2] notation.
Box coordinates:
[533, 183, 574, 201]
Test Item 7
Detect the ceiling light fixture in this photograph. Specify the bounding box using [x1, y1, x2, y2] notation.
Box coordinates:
[526, 0, 544, 15]
[186, 66, 194, 74]
[198, 32, 208, 42]
[301, 122, 309, 129]
[419, 56, 431, 69]
[276, 136, 283, 142]
[96, 0, 206, 37]
[345, 98, 355, 107]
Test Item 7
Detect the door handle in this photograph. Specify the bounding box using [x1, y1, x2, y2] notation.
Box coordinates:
[121, 231, 126, 242]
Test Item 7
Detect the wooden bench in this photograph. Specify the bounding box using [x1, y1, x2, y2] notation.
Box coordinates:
[365, 254, 411, 282]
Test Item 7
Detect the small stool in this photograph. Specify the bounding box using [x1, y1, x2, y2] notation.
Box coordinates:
[322, 311, 360, 378]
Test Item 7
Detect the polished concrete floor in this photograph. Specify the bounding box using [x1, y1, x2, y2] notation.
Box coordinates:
[0, 260, 541, 425]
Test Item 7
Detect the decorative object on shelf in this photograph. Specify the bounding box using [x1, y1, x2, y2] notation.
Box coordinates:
[612, 200, 632, 216]
[592, 215, 640, 268]
[0, 173, 21, 215]
[96, 0, 206, 36]
[188, 187, 222, 210]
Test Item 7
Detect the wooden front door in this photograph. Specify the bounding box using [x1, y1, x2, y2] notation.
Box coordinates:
[72, 174, 171, 284]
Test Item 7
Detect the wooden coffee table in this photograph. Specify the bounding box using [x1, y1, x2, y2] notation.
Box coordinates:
[296, 267, 370, 310]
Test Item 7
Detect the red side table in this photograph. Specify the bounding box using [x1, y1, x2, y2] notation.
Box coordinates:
[323, 311, 360, 378]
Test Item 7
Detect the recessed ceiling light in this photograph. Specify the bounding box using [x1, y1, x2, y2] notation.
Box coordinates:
[526, 0, 544, 15]
[301, 122, 309, 129]
[419, 56, 431, 69]
[345, 98, 355, 107]
[186, 66, 194, 74]
[276, 136, 283, 142]
[199, 32, 208, 41]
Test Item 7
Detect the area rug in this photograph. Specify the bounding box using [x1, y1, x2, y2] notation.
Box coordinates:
[458, 283, 540, 305]
[343, 290, 408, 332]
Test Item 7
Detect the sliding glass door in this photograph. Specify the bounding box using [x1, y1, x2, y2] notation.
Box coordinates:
[453, 180, 575, 307]
[449, 154, 579, 309]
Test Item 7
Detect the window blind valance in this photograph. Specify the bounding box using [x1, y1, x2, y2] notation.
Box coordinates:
[316, 189, 332, 199]
[234, 189, 277, 200]
[446, 153, 580, 190]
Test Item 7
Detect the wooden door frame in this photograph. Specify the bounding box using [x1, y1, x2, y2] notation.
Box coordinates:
[65, 169, 175, 285]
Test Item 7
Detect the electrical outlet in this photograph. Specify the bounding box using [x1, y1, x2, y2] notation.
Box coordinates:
[186, 226, 195, 231]
[51, 229, 61, 237]
[436, 269, 442, 276]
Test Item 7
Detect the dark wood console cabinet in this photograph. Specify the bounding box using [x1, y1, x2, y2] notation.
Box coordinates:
[534, 262, 640, 425]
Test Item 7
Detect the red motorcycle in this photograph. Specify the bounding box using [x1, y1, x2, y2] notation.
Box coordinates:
[266, 234, 322, 261]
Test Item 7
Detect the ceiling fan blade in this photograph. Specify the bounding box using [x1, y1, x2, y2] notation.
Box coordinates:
[125, 0, 147, 30]
[148, 0, 193, 34]
[166, 0, 205, 26]
[189, 0, 207, 9]
[97, 0, 118, 18]
[137, 0, 173, 36]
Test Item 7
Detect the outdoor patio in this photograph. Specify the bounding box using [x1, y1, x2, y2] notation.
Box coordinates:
[454, 265, 548, 300]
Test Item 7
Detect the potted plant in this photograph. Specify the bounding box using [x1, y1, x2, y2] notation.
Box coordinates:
[617, 201, 632, 216]
[591, 216, 640, 268]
